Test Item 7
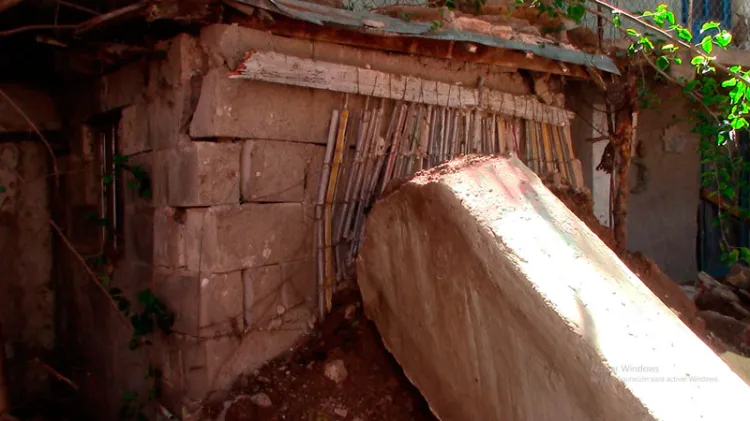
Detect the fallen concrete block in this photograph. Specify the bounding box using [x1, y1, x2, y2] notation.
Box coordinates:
[357, 156, 750, 421]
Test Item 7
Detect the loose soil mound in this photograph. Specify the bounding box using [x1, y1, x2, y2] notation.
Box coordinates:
[209, 290, 438, 421]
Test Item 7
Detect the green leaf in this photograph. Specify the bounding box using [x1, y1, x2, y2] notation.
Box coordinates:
[639, 36, 654, 50]
[661, 43, 677, 52]
[731, 117, 749, 130]
[99, 275, 111, 287]
[656, 56, 670, 71]
[715, 31, 732, 48]
[102, 173, 114, 184]
[701, 36, 713, 53]
[729, 83, 746, 103]
[566, 4, 585, 23]
[626, 28, 639, 37]
[109, 287, 123, 296]
[729, 249, 740, 265]
[731, 65, 742, 72]
[676, 27, 693, 42]
[0, 185, 5, 193]
[117, 297, 132, 314]
[613, 15, 621, 28]
[665, 11, 676, 26]
[722, 78, 738, 87]
[113, 155, 130, 165]
[691, 56, 707, 66]
[700, 22, 721, 33]
[674, 57, 682, 64]
[131, 313, 154, 336]
[122, 392, 138, 402]
[137, 289, 157, 306]
[740, 248, 750, 264]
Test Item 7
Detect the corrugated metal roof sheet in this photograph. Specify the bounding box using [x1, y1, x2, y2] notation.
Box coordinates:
[236, 0, 620, 75]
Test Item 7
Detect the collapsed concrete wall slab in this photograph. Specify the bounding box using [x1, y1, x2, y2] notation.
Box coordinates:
[357, 156, 750, 421]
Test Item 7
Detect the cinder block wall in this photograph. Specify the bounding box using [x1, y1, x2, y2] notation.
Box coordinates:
[58, 23, 535, 416]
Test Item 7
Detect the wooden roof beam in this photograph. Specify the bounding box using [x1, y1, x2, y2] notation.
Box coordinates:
[231, 15, 591, 79]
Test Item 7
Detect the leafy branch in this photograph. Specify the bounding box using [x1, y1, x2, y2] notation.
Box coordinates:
[518, 0, 750, 266]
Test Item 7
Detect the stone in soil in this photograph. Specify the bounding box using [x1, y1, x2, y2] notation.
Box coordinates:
[324, 359, 348, 384]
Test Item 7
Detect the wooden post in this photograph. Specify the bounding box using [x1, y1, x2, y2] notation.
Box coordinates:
[609, 72, 637, 252]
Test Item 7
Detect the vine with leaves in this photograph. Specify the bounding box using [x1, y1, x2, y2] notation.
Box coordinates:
[94, 155, 174, 421]
[515, 0, 750, 266]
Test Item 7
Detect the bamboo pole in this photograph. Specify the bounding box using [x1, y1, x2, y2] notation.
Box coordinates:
[382, 103, 408, 191]
[349, 103, 387, 252]
[315, 110, 340, 319]
[498, 118, 507, 154]
[404, 105, 422, 176]
[450, 109, 459, 159]
[490, 115, 497, 155]
[527, 122, 538, 173]
[439, 108, 447, 163]
[462, 111, 469, 156]
[395, 104, 417, 177]
[471, 110, 482, 153]
[417, 105, 431, 171]
[347, 102, 383, 240]
[324, 108, 349, 313]
[337, 110, 371, 242]
[541, 123, 555, 175]
[551, 122, 570, 182]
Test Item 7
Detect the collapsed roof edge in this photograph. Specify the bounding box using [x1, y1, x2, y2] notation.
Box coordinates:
[237, 0, 621, 76]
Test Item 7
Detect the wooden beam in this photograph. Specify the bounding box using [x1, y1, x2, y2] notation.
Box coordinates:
[232, 50, 574, 126]
[230, 15, 590, 79]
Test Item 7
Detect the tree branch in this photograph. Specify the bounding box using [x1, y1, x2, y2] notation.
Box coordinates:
[587, 0, 750, 85]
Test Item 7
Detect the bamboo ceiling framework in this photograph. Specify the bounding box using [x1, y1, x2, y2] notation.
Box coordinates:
[231, 50, 575, 127]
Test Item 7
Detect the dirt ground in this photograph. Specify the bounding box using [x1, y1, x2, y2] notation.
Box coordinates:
[206, 289, 438, 421]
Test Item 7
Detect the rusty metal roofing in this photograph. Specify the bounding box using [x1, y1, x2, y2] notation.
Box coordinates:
[235, 0, 620, 75]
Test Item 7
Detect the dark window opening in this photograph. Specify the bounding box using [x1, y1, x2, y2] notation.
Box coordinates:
[89, 112, 123, 257]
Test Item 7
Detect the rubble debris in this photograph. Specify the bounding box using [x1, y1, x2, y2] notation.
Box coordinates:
[224, 395, 259, 421]
[333, 407, 348, 417]
[726, 263, 750, 291]
[344, 304, 357, 320]
[250, 392, 273, 408]
[324, 359, 348, 384]
[698, 311, 750, 354]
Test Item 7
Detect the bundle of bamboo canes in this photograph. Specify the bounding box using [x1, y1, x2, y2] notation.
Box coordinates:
[315, 100, 581, 318]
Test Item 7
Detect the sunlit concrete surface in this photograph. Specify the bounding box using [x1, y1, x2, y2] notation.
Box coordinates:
[357, 156, 750, 421]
